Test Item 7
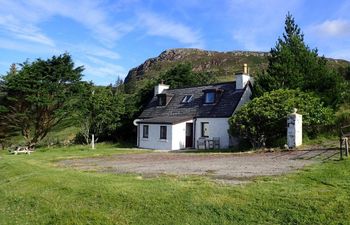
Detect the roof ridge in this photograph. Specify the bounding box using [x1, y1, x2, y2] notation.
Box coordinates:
[163, 81, 235, 91]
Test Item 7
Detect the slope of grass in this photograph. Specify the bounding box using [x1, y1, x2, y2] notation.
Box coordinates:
[0, 145, 349, 224]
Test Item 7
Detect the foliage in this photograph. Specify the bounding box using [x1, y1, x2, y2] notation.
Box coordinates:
[338, 65, 350, 81]
[0, 145, 350, 224]
[0, 54, 83, 149]
[335, 104, 350, 127]
[159, 63, 217, 89]
[76, 83, 125, 144]
[253, 13, 345, 107]
[229, 89, 334, 148]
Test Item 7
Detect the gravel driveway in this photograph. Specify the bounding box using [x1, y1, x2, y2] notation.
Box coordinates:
[59, 149, 338, 184]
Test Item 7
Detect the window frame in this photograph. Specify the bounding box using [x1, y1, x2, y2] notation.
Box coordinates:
[201, 122, 209, 137]
[158, 94, 166, 106]
[204, 92, 215, 104]
[142, 125, 149, 139]
[160, 126, 167, 140]
[181, 95, 193, 103]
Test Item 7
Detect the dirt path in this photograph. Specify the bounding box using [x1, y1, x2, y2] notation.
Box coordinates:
[59, 149, 338, 184]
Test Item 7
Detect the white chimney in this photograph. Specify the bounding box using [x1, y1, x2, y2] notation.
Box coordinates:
[235, 64, 251, 90]
[154, 81, 169, 96]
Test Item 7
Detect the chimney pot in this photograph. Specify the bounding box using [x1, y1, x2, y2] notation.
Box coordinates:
[243, 64, 248, 74]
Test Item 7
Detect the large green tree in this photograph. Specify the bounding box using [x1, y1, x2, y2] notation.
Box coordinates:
[229, 89, 334, 148]
[0, 54, 84, 149]
[77, 84, 125, 144]
[253, 13, 344, 107]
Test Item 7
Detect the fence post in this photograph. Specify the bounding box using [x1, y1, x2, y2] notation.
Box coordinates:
[340, 137, 343, 160]
[92, 134, 95, 149]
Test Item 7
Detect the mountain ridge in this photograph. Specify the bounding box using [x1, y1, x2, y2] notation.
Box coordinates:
[124, 48, 350, 87]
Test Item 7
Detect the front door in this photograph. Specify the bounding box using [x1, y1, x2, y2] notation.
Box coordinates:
[185, 123, 194, 148]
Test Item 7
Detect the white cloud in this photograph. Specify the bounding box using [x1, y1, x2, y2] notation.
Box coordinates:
[73, 44, 121, 60]
[76, 54, 127, 84]
[26, 0, 133, 47]
[311, 19, 350, 37]
[138, 11, 204, 48]
[0, 0, 134, 48]
[0, 38, 59, 54]
[0, 14, 54, 46]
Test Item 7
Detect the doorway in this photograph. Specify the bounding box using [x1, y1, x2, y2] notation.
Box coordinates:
[185, 123, 194, 148]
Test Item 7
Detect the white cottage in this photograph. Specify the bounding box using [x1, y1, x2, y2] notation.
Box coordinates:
[135, 64, 253, 150]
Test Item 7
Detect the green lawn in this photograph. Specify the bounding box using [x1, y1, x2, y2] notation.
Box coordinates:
[0, 144, 349, 225]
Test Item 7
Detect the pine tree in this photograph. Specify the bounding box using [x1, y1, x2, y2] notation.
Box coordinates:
[254, 13, 344, 107]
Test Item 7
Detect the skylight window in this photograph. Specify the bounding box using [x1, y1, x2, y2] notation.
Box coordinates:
[181, 95, 193, 103]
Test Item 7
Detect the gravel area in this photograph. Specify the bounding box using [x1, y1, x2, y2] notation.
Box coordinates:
[59, 149, 338, 184]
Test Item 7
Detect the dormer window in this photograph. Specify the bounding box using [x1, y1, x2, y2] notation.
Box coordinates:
[204, 91, 215, 104]
[157, 93, 173, 106]
[181, 95, 193, 103]
[202, 88, 223, 104]
[158, 94, 166, 106]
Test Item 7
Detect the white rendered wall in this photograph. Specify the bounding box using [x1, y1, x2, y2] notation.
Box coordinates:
[138, 120, 192, 150]
[172, 120, 192, 150]
[139, 124, 172, 150]
[154, 84, 170, 96]
[235, 74, 251, 90]
[287, 112, 302, 148]
[194, 118, 230, 149]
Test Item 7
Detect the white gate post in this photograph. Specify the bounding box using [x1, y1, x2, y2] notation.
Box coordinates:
[287, 108, 302, 148]
[92, 134, 95, 149]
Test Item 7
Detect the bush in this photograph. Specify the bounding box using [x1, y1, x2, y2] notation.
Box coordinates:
[335, 104, 350, 127]
[229, 89, 334, 148]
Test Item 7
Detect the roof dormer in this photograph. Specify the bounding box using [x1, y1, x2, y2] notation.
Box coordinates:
[157, 93, 173, 106]
[202, 88, 223, 104]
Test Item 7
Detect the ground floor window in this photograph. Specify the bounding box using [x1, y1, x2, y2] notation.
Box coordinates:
[143, 125, 149, 138]
[160, 126, 167, 140]
[201, 122, 209, 137]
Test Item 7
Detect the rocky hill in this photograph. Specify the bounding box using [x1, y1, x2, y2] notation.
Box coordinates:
[124, 48, 350, 88]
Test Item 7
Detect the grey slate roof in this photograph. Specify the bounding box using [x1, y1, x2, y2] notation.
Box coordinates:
[138, 116, 193, 124]
[139, 82, 246, 123]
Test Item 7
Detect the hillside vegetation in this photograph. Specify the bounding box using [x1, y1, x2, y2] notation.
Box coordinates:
[124, 48, 350, 92]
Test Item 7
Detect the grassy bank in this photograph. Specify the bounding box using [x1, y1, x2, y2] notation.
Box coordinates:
[0, 145, 349, 224]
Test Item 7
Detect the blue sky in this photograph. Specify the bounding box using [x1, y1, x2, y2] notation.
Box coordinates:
[0, 0, 350, 85]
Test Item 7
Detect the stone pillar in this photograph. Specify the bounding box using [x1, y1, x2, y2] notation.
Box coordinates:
[287, 108, 302, 148]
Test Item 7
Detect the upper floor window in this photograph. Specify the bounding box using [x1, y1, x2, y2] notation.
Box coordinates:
[181, 95, 193, 103]
[204, 92, 215, 104]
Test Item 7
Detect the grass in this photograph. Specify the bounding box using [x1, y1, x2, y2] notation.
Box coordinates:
[303, 134, 339, 149]
[0, 144, 350, 224]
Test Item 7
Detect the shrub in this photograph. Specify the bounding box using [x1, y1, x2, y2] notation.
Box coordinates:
[229, 89, 334, 148]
